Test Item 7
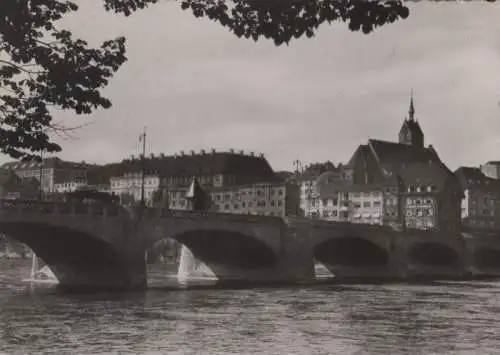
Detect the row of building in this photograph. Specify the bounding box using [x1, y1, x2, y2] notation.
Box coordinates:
[0, 149, 300, 218]
[2, 96, 500, 231]
[297, 97, 500, 232]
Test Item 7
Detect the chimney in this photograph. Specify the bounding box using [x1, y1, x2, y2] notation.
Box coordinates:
[260, 153, 264, 158]
[160, 153, 165, 158]
[130, 155, 135, 160]
[250, 152, 254, 157]
[229, 148, 234, 153]
[211, 148, 216, 154]
[180, 150, 185, 156]
[150, 153, 155, 159]
[190, 150, 195, 156]
[201, 149, 206, 155]
[239, 150, 244, 155]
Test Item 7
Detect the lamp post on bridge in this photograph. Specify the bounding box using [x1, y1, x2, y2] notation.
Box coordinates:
[38, 149, 44, 201]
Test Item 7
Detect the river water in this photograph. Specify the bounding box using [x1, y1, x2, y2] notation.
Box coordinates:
[0, 259, 499, 354]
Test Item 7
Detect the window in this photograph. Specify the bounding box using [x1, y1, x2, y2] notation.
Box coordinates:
[271, 200, 275, 206]
[322, 199, 328, 206]
[322, 210, 329, 217]
[224, 204, 230, 210]
[373, 201, 381, 207]
[354, 202, 361, 208]
[363, 201, 370, 207]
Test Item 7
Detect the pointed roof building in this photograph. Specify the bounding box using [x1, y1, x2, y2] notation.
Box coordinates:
[398, 93, 425, 148]
[345, 94, 459, 195]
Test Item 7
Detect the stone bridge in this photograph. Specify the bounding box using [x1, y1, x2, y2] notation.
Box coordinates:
[0, 199, 145, 290]
[1, 199, 500, 291]
[138, 208, 312, 282]
[289, 217, 486, 279]
[462, 227, 500, 276]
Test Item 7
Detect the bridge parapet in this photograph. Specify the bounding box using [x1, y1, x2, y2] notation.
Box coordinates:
[140, 207, 285, 225]
[0, 199, 120, 217]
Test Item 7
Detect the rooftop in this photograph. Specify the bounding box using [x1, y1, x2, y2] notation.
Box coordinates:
[455, 166, 500, 191]
[116, 150, 276, 180]
[2, 157, 93, 172]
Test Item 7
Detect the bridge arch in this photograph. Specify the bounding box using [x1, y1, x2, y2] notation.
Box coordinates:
[151, 229, 277, 273]
[408, 242, 459, 267]
[0, 221, 133, 290]
[314, 237, 389, 267]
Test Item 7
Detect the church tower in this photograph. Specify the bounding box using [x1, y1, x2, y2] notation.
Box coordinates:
[398, 93, 424, 148]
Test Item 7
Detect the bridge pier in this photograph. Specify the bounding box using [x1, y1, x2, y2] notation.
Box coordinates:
[276, 221, 315, 282]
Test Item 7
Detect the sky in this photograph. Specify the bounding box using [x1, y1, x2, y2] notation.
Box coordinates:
[2, 1, 500, 171]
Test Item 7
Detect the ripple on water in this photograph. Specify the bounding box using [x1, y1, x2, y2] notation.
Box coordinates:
[1, 261, 500, 354]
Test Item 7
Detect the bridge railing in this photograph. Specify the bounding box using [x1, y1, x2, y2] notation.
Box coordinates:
[0, 199, 122, 218]
[143, 207, 286, 225]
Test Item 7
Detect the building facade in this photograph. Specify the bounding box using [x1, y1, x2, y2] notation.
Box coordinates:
[165, 180, 300, 217]
[1, 157, 89, 193]
[455, 167, 500, 230]
[111, 172, 160, 206]
[294, 162, 340, 218]
[348, 185, 385, 225]
[109, 149, 278, 207]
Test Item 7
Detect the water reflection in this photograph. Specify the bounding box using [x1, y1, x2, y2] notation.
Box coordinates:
[1, 261, 500, 354]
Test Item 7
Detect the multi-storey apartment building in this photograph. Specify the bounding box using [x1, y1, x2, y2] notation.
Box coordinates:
[313, 171, 349, 221]
[53, 164, 113, 194]
[348, 184, 385, 225]
[455, 166, 500, 230]
[109, 149, 278, 207]
[111, 171, 160, 205]
[166, 179, 300, 217]
[295, 162, 340, 218]
[1, 157, 89, 193]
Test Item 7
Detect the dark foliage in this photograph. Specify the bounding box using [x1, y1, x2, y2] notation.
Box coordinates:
[0, 1, 126, 161]
[1, 0, 414, 161]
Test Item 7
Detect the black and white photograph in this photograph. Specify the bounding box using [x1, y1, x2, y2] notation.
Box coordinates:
[0, 1, 500, 354]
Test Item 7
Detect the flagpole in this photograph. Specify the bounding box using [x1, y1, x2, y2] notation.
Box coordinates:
[140, 127, 146, 209]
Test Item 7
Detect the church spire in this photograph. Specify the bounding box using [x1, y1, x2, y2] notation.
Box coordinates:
[409, 90, 415, 121]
